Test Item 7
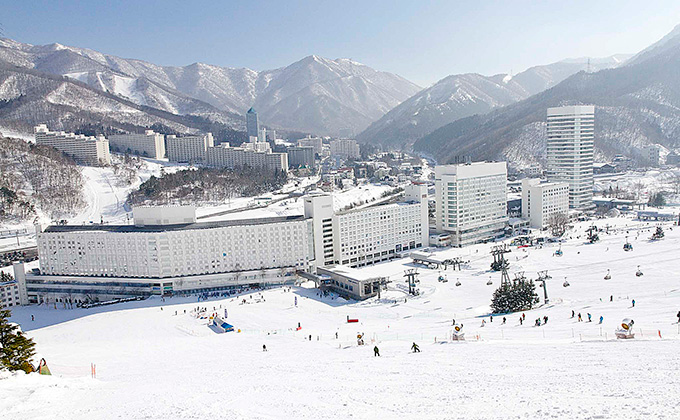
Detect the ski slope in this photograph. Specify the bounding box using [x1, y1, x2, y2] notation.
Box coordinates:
[2, 216, 680, 419]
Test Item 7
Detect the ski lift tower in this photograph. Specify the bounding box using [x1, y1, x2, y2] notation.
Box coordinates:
[490, 244, 511, 271]
[536, 270, 552, 305]
[513, 271, 526, 284]
[404, 269, 419, 295]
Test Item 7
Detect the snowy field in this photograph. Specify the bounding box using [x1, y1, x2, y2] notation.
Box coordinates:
[3, 216, 680, 419]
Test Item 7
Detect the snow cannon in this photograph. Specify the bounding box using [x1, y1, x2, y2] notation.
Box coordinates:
[615, 318, 635, 339]
[452, 324, 465, 341]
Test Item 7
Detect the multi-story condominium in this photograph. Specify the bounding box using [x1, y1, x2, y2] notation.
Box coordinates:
[243, 136, 272, 153]
[287, 146, 315, 168]
[641, 144, 660, 167]
[330, 138, 360, 160]
[304, 184, 428, 268]
[435, 162, 508, 247]
[546, 105, 595, 209]
[246, 107, 259, 139]
[34, 124, 111, 166]
[166, 133, 214, 163]
[0, 273, 28, 308]
[521, 178, 569, 229]
[297, 136, 323, 155]
[207, 144, 288, 173]
[108, 130, 166, 159]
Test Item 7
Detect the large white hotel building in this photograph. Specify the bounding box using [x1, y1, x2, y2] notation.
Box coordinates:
[546, 105, 595, 209]
[108, 130, 166, 159]
[34, 125, 111, 166]
[521, 178, 569, 229]
[435, 162, 507, 247]
[21, 184, 428, 303]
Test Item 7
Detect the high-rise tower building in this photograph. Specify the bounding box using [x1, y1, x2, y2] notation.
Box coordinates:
[246, 107, 259, 139]
[546, 105, 595, 209]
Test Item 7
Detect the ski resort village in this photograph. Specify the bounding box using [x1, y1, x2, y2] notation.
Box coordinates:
[2, 6, 680, 419]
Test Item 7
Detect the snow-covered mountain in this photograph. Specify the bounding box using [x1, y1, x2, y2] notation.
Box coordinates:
[358, 55, 630, 148]
[413, 26, 680, 169]
[0, 39, 421, 136]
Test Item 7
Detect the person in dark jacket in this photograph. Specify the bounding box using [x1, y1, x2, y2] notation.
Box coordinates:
[411, 342, 420, 353]
[374, 346, 380, 357]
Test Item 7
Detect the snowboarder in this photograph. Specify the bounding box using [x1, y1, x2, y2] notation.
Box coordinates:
[632, 299, 636, 308]
[578, 313, 582, 322]
[411, 342, 421, 353]
[587, 313, 592, 322]
[599, 316, 604, 324]
[374, 346, 380, 357]
[263, 344, 267, 352]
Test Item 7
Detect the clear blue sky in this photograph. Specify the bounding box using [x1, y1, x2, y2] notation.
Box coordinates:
[2, 0, 679, 86]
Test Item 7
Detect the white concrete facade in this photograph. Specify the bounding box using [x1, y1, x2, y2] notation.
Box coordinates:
[330, 139, 360, 160]
[133, 206, 197, 226]
[297, 137, 323, 155]
[435, 162, 508, 247]
[166, 133, 214, 163]
[546, 105, 595, 210]
[521, 178, 569, 229]
[34, 124, 111, 166]
[206, 144, 288, 173]
[108, 130, 166, 159]
[36, 213, 314, 280]
[305, 184, 429, 268]
[0, 280, 22, 308]
[641, 144, 660, 167]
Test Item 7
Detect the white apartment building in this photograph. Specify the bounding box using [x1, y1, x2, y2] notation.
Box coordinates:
[0, 277, 25, 308]
[36, 208, 312, 280]
[521, 178, 569, 229]
[330, 138, 360, 160]
[435, 162, 508, 247]
[546, 105, 595, 209]
[304, 184, 429, 268]
[108, 130, 166, 159]
[166, 133, 214, 163]
[641, 144, 660, 167]
[297, 136, 323, 155]
[34, 124, 111, 166]
[207, 144, 288, 173]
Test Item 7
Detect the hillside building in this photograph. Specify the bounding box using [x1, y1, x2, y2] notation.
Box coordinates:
[166, 133, 214, 164]
[546, 105, 595, 210]
[207, 143, 288, 173]
[435, 162, 508, 247]
[34, 124, 111, 166]
[521, 178, 569, 229]
[330, 138, 360, 160]
[297, 136, 323, 155]
[287, 146, 315, 168]
[641, 144, 660, 167]
[108, 130, 166, 159]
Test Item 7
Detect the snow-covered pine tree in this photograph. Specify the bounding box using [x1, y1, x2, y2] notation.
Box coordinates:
[490, 279, 539, 313]
[0, 309, 36, 373]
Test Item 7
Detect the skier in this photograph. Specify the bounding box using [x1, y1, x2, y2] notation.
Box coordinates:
[543, 316, 548, 325]
[411, 342, 421, 353]
[519, 317, 523, 325]
[452, 318, 456, 326]
[374, 346, 380, 357]
[610, 295, 613, 302]
[502, 317, 506, 325]
[571, 310, 575, 319]
[490, 315, 493, 323]
[599, 316, 604, 324]
[263, 344, 267, 352]
[632, 299, 636, 308]
[481, 319, 486, 327]
[535, 318, 541, 327]
[309, 334, 312, 341]
[578, 313, 582, 322]
[31, 314, 34, 321]
[335, 332, 339, 339]
[587, 313, 592, 322]
[677, 311, 680, 323]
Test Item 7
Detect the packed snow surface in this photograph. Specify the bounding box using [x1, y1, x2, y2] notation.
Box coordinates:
[3, 217, 680, 419]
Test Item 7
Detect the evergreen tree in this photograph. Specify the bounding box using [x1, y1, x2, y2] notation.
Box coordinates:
[0, 309, 36, 373]
[490, 280, 539, 313]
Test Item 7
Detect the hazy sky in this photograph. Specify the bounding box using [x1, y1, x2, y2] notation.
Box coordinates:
[2, 1, 679, 86]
